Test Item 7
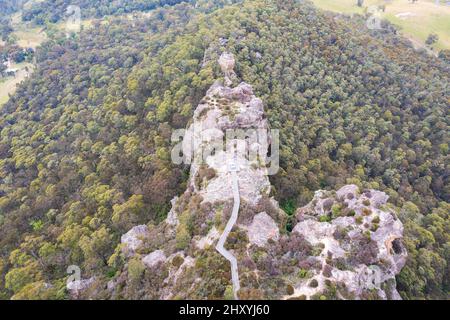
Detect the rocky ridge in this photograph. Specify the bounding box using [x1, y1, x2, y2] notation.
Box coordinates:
[69, 53, 407, 300]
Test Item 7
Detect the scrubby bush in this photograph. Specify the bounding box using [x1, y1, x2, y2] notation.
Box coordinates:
[355, 216, 363, 224]
[319, 215, 331, 223]
[309, 279, 319, 288]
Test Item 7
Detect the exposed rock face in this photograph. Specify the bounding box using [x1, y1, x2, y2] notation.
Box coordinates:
[289, 185, 407, 300]
[181, 76, 272, 206]
[115, 52, 279, 300]
[142, 250, 167, 268]
[336, 184, 359, 201]
[195, 226, 220, 250]
[121, 225, 149, 257]
[244, 212, 279, 247]
[67, 277, 96, 298]
[160, 253, 196, 300]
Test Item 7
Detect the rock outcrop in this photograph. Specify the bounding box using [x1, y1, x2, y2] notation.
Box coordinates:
[120, 225, 149, 257]
[113, 52, 407, 301]
[195, 226, 220, 250]
[181, 61, 273, 206]
[218, 52, 236, 86]
[289, 185, 407, 300]
[142, 250, 167, 268]
[67, 277, 96, 298]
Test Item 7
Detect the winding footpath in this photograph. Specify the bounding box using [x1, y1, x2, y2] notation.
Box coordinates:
[216, 164, 241, 300]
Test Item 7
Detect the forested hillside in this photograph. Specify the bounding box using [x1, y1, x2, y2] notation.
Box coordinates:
[0, 0, 448, 299]
[0, 0, 22, 16]
[21, 0, 195, 23]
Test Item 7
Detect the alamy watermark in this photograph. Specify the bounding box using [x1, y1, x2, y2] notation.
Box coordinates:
[366, 6, 383, 30]
[171, 127, 280, 175]
[65, 5, 81, 38]
[66, 265, 81, 287]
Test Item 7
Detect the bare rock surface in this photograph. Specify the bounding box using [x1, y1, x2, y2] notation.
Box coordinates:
[116, 53, 407, 301]
[196, 226, 220, 249]
[336, 184, 359, 200]
[245, 212, 279, 247]
[288, 185, 407, 300]
[161, 254, 196, 299]
[219, 52, 235, 73]
[218, 52, 236, 85]
[182, 74, 272, 205]
[67, 277, 96, 298]
[121, 225, 149, 256]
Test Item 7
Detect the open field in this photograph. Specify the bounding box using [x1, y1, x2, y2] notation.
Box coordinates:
[0, 62, 34, 106]
[0, 13, 45, 106]
[311, 0, 450, 51]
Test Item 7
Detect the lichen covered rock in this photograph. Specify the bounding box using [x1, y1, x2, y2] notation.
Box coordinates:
[245, 212, 279, 247]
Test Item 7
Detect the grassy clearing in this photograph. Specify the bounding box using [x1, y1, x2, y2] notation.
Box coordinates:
[1, 12, 45, 107]
[311, 0, 450, 51]
[313, 0, 366, 14]
[10, 12, 47, 49]
[0, 62, 34, 106]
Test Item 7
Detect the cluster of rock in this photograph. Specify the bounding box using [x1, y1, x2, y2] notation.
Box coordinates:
[121, 225, 149, 257]
[287, 184, 407, 300]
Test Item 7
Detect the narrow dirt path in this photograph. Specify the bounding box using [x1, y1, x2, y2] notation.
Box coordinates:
[216, 164, 241, 300]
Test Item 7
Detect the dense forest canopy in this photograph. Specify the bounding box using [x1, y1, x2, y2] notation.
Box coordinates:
[20, 0, 195, 23]
[0, 0, 448, 299]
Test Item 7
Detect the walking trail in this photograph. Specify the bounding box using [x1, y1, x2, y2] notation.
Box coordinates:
[215, 160, 241, 300]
